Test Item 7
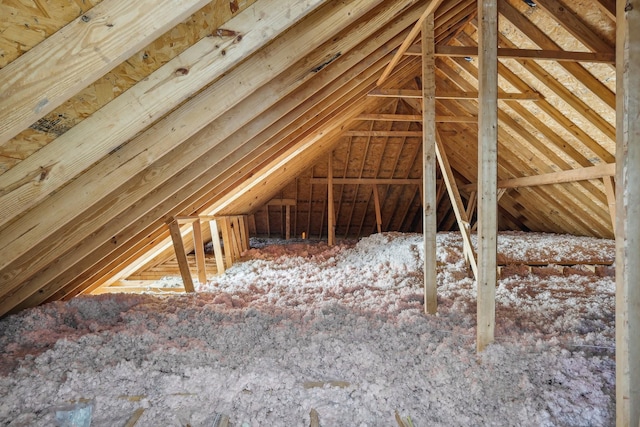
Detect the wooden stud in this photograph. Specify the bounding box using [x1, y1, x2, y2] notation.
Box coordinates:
[373, 184, 383, 233]
[423, 12, 438, 315]
[208, 219, 225, 275]
[328, 154, 336, 246]
[192, 219, 207, 284]
[285, 205, 291, 240]
[231, 217, 243, 259]
[168, 220, 195, 293]
[602, 176, 616, 233]
[616, 0, 640, 423]
[248, 214, 257, 236]
[220, 217, 234, 269]
[309, 409, 320, 427]
[465, 191, 477, 220]
[477, 0, 498, 353]
[242, 215, 251, 251]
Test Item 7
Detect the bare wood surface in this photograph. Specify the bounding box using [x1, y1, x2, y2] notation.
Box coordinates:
[168, 220, 195, 293]
[377, 0, 445, 85]
[0, 0, 211, 147]
[616, 0, 640, 423]
[477, 0, 498, 353]
[423, 11, 438, 315]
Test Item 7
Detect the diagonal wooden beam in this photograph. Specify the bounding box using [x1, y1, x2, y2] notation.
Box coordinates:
[498, 1, 615, 110]
[0, 0, 212, 147]
[0, 0, 325, 229]
[192, 219, 207, 284]
[168, 219, 195, 293]
[602, 176, 616, 233]
[377, 0, 445, 85]
[535, 0, 614, 56]
[434, 130, 477, 279]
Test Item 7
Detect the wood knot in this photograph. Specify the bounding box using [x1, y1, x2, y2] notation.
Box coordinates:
[215, 28, 239, 37]
[175, 67, 189, 76]
[625, 1, 633, 11]
[39, 166, 50, 181]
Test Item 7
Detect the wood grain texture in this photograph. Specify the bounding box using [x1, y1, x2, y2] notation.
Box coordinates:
[477, 0, 498, 353]
[0, 0, 211, 146]
[0, 0, 325, 230]
[615, 0, 640, 424]
[422, 12, 438, 315]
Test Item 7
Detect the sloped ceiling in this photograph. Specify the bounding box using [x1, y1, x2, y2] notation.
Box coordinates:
[0, 0, 616, 315]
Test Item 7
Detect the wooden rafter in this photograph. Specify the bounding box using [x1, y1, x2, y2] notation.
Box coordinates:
[0, 0, 212, 147]
[0, 0, 424, 315]
[0, 0, 325, 230]
[376, 0, 445, 85]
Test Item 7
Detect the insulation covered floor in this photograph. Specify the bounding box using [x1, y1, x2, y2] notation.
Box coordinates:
[0, 232, 615, 426]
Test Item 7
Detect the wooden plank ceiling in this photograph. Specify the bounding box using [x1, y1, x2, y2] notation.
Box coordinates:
[0, 0, 616, 315]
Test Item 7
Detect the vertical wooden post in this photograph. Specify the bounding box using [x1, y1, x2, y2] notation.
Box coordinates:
[231, 216, 243, 258]
[616, 0, 640, 424]
[477, 0, 498, 352]
[602, 176, 616, 233]
[168, 220, 195, 293]
[242, 214, 251, 250]
[265, 206, 271, 238]
[208, 219, 225, 275]
[248, 214, 257, 235]
[192, 219, 207, 284]
[422, 12, 438, 315]
[220, 216, 234, 269]
[372, 184, 383, 233]
[285, 205, 291, 240]
[328, 153, 336, 246]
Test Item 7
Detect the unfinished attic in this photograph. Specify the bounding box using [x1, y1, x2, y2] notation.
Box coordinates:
[0, 0, 639, 425]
